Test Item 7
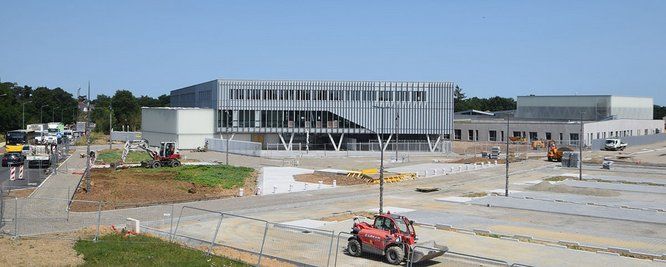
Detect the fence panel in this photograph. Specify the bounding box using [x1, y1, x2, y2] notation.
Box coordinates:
[260, 222, 334, 267]
[110, 131, 142, 142]
[206, 138, 262, 157]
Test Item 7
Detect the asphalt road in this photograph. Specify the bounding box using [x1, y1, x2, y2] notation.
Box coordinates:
[0, 166, 47, 189]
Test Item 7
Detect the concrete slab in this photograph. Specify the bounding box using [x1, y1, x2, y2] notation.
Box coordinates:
[467, 196, 666, 224]
[366, 206, 415, 214]
[512, 191, 666, 211]
[280, 219, 332, 229]
[259, 167, 334, 195]
[561, 173, 666, 185]
[436, 196, 473, 203]
[561, 180, 666, 194]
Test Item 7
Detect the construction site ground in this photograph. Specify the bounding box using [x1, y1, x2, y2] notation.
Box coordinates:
[293, 171, 367, 186]
[4, 141, 666, 266]
[71, 166, 257, 211]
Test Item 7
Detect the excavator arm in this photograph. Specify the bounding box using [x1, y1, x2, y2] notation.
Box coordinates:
[121, 140, 157, 163]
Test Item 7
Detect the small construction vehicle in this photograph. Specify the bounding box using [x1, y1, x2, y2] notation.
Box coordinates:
[347, 212, 447, 265]
[547, 143, 574, 162]
[121, 140, 181, 168]
[604, 139, 627, 151]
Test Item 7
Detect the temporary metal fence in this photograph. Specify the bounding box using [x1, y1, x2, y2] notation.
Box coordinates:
[110, 131, 142, 142]
[206, 138, 262, 157]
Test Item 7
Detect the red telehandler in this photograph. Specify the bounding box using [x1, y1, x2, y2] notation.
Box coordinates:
[347, 212, 447, 265]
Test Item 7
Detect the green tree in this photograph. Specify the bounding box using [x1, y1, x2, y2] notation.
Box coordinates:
[112, 90, 140, 131]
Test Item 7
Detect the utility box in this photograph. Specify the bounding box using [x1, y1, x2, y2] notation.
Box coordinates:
[562, 152, 580, 168]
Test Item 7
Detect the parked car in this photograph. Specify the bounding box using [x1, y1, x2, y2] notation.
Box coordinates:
[2, 153, 24, 167]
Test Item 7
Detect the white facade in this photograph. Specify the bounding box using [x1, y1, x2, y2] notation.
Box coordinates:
[141, 107, 214, 149]
[516, 95, 653, 121]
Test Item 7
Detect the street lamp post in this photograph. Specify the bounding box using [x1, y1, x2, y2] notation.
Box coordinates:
[109, 104, 113, 150]
[505, 114, 510, 197]
[52, 106, 57, 122]
[40, 104, 49, 123]
[22, 101, 32, 129]
[379, 106, 384, 214]
[579, 112, 584, 180]
[395, 108, 399, 161]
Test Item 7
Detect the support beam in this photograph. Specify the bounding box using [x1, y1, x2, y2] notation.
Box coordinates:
[382, 134, 393, 152]
[288, 133, 294, 151]
[278, 134, 289, 151]
[426, 135, 442, 152]
[327, 133, 345, 151]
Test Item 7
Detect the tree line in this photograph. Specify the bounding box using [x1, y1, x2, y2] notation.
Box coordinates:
[0, 81, 169, 134]
[454, 86, 517, 112]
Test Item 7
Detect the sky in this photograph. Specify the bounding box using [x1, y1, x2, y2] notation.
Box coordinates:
[1, 1, 665, 104]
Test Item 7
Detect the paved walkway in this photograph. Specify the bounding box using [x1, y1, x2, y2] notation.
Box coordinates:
[29, 146, 89, 210]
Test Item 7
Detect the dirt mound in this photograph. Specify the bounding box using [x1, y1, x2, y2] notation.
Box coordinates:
[527, 181, 620, 197]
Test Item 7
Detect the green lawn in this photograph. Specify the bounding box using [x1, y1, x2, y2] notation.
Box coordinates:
[96, 149, 152, 164]
[117, 165, 254, 188]
[175, 165, 254, 188]
[74, 233, 249, 267]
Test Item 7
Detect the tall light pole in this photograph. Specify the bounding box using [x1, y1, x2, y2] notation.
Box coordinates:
[109, 103, 113, 150]
[373, 105, 391, 214]
[85, 82, 92, 193]
[394, 107, 400, 161]
[579, 112, 584, 180]
[505, 113, 510, 197]
[52, 106, 58, 122]
[22, 101, 32, 129]
[40, 104, 49, 123]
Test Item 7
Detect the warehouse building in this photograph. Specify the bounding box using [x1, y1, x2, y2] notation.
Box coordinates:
[162, 79, 455, 151]
[454, 95, 663, 146]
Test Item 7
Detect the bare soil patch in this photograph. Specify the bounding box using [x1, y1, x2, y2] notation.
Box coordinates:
[71, 167, 257, 211]
[527, 181, 620, 197]
[5, 188, 35, 198]
[294, 171, 368, 186]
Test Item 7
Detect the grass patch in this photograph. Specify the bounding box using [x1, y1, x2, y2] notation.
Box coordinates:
[175, 165, 254, 188]
[96, 149, 152, 164]
[74, 232, 249, 267]
[462, 192, 488, 198]
[544, 176, 568, 182]
[74, 132, 109, 146]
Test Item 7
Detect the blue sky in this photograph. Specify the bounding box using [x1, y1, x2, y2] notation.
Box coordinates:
[1, 1, 665, 104]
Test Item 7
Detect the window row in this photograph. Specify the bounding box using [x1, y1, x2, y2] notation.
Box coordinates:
[217, 109, 363, 129]
[229, 89, 426, 102]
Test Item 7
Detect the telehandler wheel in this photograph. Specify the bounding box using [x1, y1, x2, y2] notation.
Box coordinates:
[171, 160, 181, 167]
[385, 245, 404, 265]
[151, 161, 161, 168]
[347, 239, 362, 257]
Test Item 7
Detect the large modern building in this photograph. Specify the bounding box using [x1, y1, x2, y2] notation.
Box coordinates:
[167, 79, 455, 151]
[454, 95, 663, 147]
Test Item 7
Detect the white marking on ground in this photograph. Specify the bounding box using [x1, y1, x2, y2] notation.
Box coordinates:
[435, 197, 473, 203]
[366, 206, 416, 214]
[260, 167, 334, 195]
[280, 219, 331, 229]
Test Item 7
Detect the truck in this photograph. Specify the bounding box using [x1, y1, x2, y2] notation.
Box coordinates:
[46, 122, 65, 144]
[604, 139, 627, 151]
[25, 144, 51, 168]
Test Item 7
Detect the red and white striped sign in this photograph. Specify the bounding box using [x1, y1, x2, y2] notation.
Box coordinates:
[18, 165, 24, 180]
[9, 166, 16, 181]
